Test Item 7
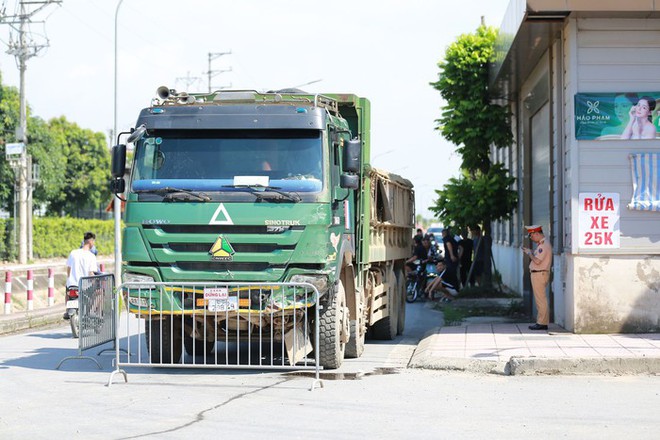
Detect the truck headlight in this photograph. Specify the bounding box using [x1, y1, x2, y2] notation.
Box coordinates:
[290, 274, 328, 293]
[123, 273, 156, 289]
[128, 297, 150, 308]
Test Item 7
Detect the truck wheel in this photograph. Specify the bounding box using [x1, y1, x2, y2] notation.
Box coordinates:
[183, 318, 216, 356]
[345, 279, 366, 358]
[371, 271, 398, 340]
[145, 317, 183, 364]
[345, 318, 365, 358]
[184, 335, 216, 357]
[318, 279, 349, 369]
[397, 270, 406, 335]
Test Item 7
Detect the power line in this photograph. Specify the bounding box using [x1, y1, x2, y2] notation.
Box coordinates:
[206, 51, 232, 93]
[176, 71, 202, 91]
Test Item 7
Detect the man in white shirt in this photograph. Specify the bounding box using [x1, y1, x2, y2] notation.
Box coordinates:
[64, 232, 98, 319]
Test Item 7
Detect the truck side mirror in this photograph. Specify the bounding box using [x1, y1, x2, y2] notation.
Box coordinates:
[340, 174, 359, 190]
[110, 178, 125, 194]
[343, 139, 361, 173]
[111, 144, 127, 178]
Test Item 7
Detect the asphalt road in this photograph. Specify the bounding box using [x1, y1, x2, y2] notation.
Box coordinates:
[1, 302, 659, 439]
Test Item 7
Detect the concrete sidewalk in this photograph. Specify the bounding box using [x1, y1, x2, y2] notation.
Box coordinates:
[410, 321, 660, 375]
[0, 304, 66, 335]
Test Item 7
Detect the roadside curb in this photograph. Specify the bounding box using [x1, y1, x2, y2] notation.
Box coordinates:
[408, 327, 507, 374]
[506, 356, 660, 376]
[409, 354, 507, 374]
[410, 331, 660, 376]
[0, 305, 66, 335]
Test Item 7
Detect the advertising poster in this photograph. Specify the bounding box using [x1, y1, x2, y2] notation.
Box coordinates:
[578, 193, 620, 249]
[574, 92, 660, 140]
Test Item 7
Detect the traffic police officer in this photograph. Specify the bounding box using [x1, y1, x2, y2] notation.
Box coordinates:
[522, 225, 552, 330]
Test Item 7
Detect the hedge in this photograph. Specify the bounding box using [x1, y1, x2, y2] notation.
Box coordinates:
[0, 217, 119, 261]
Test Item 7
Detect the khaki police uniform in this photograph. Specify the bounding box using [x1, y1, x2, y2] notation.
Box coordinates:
[527, 227, 553, 326]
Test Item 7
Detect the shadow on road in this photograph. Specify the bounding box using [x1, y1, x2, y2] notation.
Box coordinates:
[0, 344, 115, 372]
[28, 332, 72, 340]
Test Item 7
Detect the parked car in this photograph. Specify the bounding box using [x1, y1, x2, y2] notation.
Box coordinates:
[426, 226, 444, 242]
[426, 226, 444, 255]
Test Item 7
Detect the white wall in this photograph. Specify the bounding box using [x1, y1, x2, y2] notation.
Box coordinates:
[567, 17, 660, 331]
[575, 17, 660, 253]
[492, 243, 523, 296]
[572, 255, 660, 332]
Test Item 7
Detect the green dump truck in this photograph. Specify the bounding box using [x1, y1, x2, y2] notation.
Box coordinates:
[110, 88, 414, 369]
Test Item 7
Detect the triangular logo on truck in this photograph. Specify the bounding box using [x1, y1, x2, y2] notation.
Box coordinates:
[209, 235, 235, 261]
[209, 203, 233, 225]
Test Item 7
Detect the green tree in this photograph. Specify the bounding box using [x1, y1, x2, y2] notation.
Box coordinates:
[0, 80, 21, 211]
[430, 25, 518, 288]
[432, 164, 517, 228]
[28, 116, 68, 208]
[0, 81, 68, 213]
[430, 25, 517, 232]
[0, 79, 107, 216]
[46, 117, 111, 216]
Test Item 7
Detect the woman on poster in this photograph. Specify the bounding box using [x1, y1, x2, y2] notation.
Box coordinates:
[620, 96, 657, 140]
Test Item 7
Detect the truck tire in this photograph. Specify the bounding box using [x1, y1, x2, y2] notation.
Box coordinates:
[318, 280, 349, 369]
[145, 317, 183, 364]
[345, 319, 365, 358]
[182, 318, 216, 357]
[184, 335, 216, 357]
[397, 270, 406, 335]
[371, 271, 398, 340]
[345, 279, 366, 358]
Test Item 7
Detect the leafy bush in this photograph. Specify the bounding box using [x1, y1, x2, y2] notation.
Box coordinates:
[436, 299, 528, 326]
[0, 217, 118, 261]
[0, 218, 16, 261]
[30, 217, 117, 259]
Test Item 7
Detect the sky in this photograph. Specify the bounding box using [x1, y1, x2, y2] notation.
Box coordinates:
[0, 0, 511, 219]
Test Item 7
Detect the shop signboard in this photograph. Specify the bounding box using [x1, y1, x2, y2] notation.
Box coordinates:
[574, 92, 660, 140]
[578, 193, 620, 249]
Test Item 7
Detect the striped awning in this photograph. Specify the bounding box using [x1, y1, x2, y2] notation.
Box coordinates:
[628, 153, 660, 212]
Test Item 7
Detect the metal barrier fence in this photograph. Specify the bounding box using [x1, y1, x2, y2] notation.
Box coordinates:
[57, 274, 116, 369]
[108, 282, 322, 390]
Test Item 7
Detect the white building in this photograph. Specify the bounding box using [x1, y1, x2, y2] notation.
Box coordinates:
[491, 0, 660, 332]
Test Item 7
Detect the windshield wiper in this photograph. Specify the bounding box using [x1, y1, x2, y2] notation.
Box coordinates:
[222, 184, 301, 203]
[135, 187, 211, 202]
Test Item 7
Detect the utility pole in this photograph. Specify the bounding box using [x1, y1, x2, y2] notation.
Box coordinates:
[176, 71, 202, 90]
[1, 0, 61, 263]
[206, 51, 232, 93]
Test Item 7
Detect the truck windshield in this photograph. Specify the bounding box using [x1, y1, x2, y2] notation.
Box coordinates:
[131, 129, 323, 193]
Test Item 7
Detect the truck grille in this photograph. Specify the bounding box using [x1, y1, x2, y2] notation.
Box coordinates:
[163, 243, 296, 253]
[145, 225, 303, 234]
[140, 224, 307, 280]
[175, 262, 276, 272]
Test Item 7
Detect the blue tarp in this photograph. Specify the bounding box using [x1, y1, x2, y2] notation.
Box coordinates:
[628, 153, 660, 212]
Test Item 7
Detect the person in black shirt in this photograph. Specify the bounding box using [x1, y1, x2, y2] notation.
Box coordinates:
[470, 226, 487, 285]
[405, 235, 431, 275]
[441, 228, 459, 278]
[457, 232, 474, 288]
[425, 259, 459, 301]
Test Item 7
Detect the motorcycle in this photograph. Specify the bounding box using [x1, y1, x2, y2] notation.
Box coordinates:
[64, 286, 80, 338]
[405, 259, 439, 303]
